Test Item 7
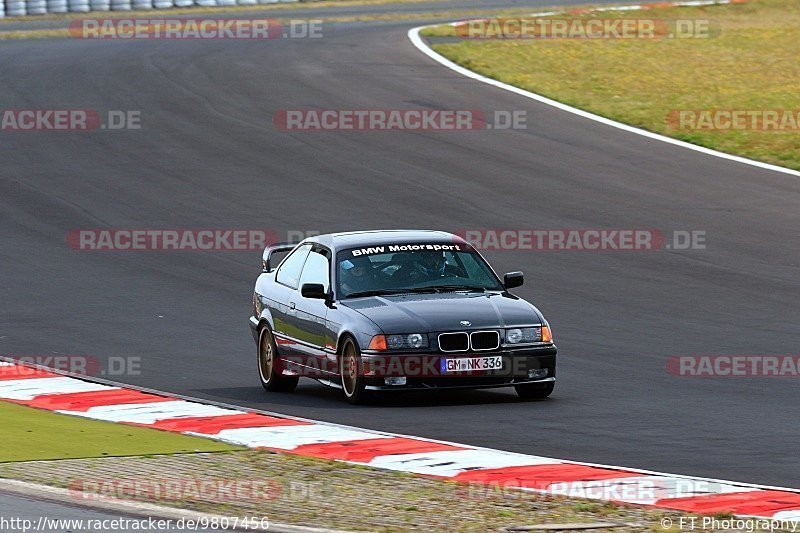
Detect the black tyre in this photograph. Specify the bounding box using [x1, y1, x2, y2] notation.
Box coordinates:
[514, 381, 554, 400]
[339, 336, 371, 405]
[258, 325, 299, 392]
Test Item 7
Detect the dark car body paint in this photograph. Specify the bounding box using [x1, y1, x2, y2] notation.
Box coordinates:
[250, 230, 556, 392]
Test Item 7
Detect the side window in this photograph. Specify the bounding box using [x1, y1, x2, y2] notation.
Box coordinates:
[276, 244, 311, 289]
[299, 249, 331, 293]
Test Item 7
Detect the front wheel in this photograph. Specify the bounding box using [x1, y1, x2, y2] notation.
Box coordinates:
[258, 325, 299, 392]
[515, 381, 554, 400]
[339, 337, 371, 404]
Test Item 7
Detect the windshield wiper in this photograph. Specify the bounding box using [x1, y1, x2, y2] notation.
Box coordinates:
[407, 285, 487, 293]
[345, 286, 488, 298]
[344, 289, 410, 298]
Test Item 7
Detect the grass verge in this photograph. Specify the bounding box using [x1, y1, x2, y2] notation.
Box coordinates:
[422, 0, 800, 170]
[0, 401, 241, 461]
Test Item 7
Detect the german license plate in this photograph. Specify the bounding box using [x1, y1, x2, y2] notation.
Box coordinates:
[440, 356, 503, 373]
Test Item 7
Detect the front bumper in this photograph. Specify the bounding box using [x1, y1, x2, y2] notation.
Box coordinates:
[250, 315, 557, 391]
[359, 348, 556, 391]
[249, 316, 260, 342]
[364, 376, 555, 392]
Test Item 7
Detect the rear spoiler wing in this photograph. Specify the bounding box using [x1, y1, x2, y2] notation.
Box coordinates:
[262, 242, 300, 272]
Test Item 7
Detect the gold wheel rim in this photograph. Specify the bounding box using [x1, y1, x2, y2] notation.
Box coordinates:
[342, 342, 358, 396]
[259, 330, 274, 382]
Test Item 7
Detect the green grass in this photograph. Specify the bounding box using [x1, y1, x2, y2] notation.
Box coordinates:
[0, 401, 242, 462]
[424, 0, 800, 170]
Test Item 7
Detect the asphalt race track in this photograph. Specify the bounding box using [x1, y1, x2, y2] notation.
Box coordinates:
[1, 0, 798, 488]
[0, 491, 222, 532]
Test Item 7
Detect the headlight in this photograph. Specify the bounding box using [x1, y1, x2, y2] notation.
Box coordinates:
[407, 333, 425, 348]
[386, 335, 404, 349]
[505, 327, 541, 344]
[382, 333, 429, 350]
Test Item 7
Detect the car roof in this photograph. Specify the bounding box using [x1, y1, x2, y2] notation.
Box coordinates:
[307, 230, 466, 250]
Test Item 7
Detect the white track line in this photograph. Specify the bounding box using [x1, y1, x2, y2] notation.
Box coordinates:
[0, 377, 114, 400]
[367, 449, 560, 476]
[60, 400, 241, 424]
[407, 2, 800, 179]
[196, 425, 394, 450]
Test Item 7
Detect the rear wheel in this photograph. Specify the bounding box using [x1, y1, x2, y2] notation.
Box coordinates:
[339, 337, 371, 404]
[258, 325, 299, 392]
[515, 381, 554, 400]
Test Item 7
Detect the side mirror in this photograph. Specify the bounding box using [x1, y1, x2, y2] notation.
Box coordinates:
[301, 283, 328, 299]
[503, 271, 524, 289]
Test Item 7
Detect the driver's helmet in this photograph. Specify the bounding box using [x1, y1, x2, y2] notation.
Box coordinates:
[340, 255, 373, 293]
[415, 251, 446, 277]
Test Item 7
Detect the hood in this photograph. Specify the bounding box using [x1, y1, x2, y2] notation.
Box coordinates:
[341, 292, 541, 332]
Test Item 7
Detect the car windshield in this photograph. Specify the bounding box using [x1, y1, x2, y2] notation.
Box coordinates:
[336, 243, 503, 298]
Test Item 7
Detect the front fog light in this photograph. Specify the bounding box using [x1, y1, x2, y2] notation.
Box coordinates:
[385, 377, 407, 386]
[528, 368, 549, 379]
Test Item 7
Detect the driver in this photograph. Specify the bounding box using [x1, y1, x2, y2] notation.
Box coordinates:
[409, 251, 447, 281]
[339, 256, 375, 295]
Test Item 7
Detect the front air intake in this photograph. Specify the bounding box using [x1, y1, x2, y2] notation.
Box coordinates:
[438, 332, 469, 352]
[470, 331, 500, 351]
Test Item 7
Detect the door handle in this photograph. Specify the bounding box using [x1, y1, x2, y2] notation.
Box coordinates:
[289, 302, 296, 310]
